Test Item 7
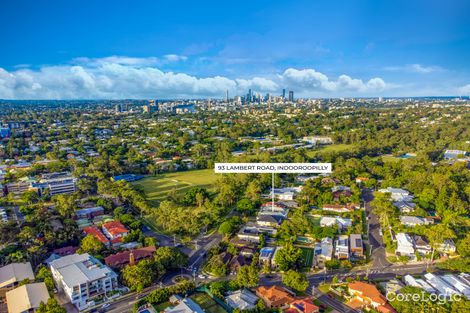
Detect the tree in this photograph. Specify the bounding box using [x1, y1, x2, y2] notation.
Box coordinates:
[22, 190, 40, 204]
[78, 235, 105, 255]
[154, 247, 188, 270]
[122, 259, 161, 292]
[274, 243, 303, 271]
[236, 198, 256, 215]
[36, 298, 66, 313]
[36, 266, 55, 292]
[235, 265, 259, 288]
[282, 270, 309, 293]
[245, 180, 261, 202]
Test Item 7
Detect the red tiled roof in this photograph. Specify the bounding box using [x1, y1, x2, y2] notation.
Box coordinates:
[83, 226, 109, 244]
[102, 220, 128, 237]
[105, 246, 156, 267]
[256, 286, 295, 307]
[288, 299, 319, 313]
[348, 281, 388, 306]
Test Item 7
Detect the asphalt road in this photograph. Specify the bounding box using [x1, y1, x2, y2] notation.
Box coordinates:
[362, 188, 391, 269]
[104, 188, 428, 313]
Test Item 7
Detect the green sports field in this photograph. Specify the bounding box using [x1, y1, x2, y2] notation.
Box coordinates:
[306, 144, 356, 157]
[132, 169, 218, 206]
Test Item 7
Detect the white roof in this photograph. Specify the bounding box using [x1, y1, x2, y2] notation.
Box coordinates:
[396, 233, 414, 247]
[424, 273, 461, 297]
[400, 216, 425, 225]
[225, 289, 259, 310]
[50, 253, 116, 288]
[441, 275, 470, 298]
[0, 262, 35, 288]
[6, 282, 49, 313]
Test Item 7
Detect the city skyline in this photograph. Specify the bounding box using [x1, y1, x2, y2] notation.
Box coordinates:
[1, 0, 470, 99]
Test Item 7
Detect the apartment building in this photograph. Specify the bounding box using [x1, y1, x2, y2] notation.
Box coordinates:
[49, 253, 118, 310]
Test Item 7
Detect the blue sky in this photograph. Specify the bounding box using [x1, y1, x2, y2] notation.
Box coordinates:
[1, 0, 470, 99]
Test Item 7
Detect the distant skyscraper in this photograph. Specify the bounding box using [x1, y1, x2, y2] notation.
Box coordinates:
[225, 90, 229, 102]
[114, 104, 122, 113]
[282, 89, 286, 99]
[288, 91, 294, 102]
[247, 89, 252, 103]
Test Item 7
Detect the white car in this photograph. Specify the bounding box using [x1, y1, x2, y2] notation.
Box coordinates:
[101, 303, 110, 309]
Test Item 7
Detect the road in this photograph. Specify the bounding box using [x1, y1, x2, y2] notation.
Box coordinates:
[362, 188, 391, 269]
[104, 188, 422, 313]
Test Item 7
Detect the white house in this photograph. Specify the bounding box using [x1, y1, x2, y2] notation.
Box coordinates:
[378, 187, 414, 202]
[444, 149, 467, 160]
[225, 289, 259, 310]
[334, 235, 349, 260]
[395, 233, 415, 257]
[400, 216, 426, 227]
[320, 216, 352, 230]
[315, 237, 333, 267]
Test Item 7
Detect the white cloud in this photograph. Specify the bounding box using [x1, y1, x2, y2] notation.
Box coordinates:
[0, 59, 389, 99]
[280, 68, 386, 93]
[163, 54, 188, 62]
[459, 84, 470, 95]
[384, 64, 444, 74]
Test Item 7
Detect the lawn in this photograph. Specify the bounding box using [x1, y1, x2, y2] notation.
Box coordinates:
[190, 292, 227, 313]
[300, 247, 315, 268]
[133, 169, 218, 206]
[306, 144, 356, 157]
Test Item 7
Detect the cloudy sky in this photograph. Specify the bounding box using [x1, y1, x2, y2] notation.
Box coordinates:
[1, 0, 470, 99]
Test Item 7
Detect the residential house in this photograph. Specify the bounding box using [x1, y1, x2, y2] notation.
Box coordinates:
[238, 226, 261, 243]
[400, 216, 427, 227]
[320, 216, 352, 230]
[350, 234, 364, 258]
[379, 279, 404, 296]
[335, 235, 349, 259]
[331, 186, 352, 200]
[83, 226, 109, 246]
[49, 253, 118, 310]
[75, 206, 104, 219]
[0, 262, 35, 290]
[225, 289, 259, 311]
[102, 220, 129, 245]
[314, 237, 333, 268]
[285, 298, 320, 313]
[6, 282, 49, 313]
[395, 233, 415, 257]
[322, 203, 359, 213]
[393, 201, 416, 213]
[413, 235, 431, 255]
[259, 247, 277, 268]
[256, 214, 284, 227]
[347, 281, 396, 313]
[437, 239, 456, 254]
[444, 150, 467, 160]
[255, 285, 295, 309]
[378, 187, 413, 202]
[105, 246, 156, 268]
[229, 255, 250, 274]
[165, 295, 204, 313]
